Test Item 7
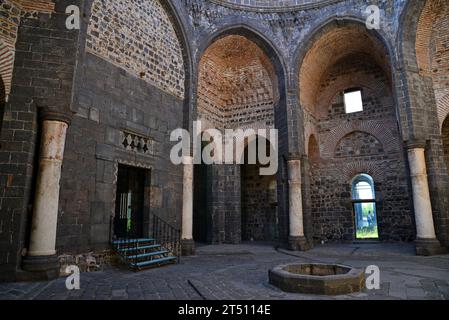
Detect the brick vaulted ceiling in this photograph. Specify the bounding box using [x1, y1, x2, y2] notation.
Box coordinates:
[198, 35, 278, 130]
[416, 0, 449, 130]
[299, 25, 391, 117]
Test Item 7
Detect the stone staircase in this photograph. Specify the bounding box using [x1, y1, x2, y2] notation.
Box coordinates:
[112, 238, 178, 271]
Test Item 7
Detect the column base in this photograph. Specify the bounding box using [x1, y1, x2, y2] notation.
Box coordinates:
[288, 236, 311, 251]
[181, 239, 195, 256]
[415, 238, 447, 256]
[22, 255, 60, 281]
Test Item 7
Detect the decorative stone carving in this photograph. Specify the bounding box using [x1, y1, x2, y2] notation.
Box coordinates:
[121, 131, 154, 155]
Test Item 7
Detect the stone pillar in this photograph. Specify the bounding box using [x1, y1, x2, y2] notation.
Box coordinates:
[181, 155, 195, 255]
[22, 118, 69, 279]
[407, 141, 445, 255]
[287, 154, 309, 251]
[301, 154, 314, 250]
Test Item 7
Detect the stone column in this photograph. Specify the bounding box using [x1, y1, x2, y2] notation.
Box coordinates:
[287, 154, 309, 251]
[407, 141, 445, 255]
[22, 118, 69, 279]
[181, 155, 195, 255]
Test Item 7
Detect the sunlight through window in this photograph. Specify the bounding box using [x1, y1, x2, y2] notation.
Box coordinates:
[344, 90, 363, 114]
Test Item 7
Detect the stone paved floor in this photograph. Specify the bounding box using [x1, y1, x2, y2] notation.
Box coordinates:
[1, 243, 449, 300]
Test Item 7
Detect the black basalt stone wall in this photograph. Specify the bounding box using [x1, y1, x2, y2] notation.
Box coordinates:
[58, 53, 184, 253]
[0, 0, 81, 281]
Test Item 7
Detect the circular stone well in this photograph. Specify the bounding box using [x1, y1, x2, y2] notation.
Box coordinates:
[269, 263, 365, 295]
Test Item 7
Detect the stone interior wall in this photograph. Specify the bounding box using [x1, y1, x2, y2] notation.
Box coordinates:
[58, 52, 184, 253]
[0, 0, 54, 103]
[416, 0, 449, 129]
[203, 164, 241, 244]
[304, 44, 414, 242]
[0, 0, 79, 280]
[241, 163, 277, 241]
[86, 0, 185, 99]
[412, 0, 449, 246]
[56, 0, 186, 253]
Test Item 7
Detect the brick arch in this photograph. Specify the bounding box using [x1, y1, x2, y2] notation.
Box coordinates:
[197, 35, 277, 130]
[0, 40, 14, 102]
[397, 0, 449, 140]
[339, 160, 385, 185]
[415, 0, 448, 75]
[294, 18, 393, 117]
[438, 95, 449, 132]
[196, 25, 287, 139]
[197, 24, 287, 103]
[320, 121, 399, 159]
[415, 0, 449, 133]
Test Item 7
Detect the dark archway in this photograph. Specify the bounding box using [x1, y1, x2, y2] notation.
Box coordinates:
[443, 116, 449, 175]
[308, 135, 319, 163]
[193, 26, 287, 244]
[0, 75, 5, 141]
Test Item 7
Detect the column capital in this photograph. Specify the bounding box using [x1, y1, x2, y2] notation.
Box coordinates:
[405, 139, 426, 150]
[34, 98, 74, 126]
[37, 105, 73, 126]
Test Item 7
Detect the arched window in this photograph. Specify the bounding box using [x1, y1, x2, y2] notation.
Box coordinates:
[352, 174, 379, 239]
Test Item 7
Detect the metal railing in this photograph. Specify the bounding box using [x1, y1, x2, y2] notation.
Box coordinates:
[150, 213, 181, 263]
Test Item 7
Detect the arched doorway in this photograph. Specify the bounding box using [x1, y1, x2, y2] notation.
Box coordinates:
[193, 141, 212, 243]
[193, 30, 285, 244]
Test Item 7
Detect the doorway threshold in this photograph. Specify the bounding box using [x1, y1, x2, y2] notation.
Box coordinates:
[352, 239, 380, 244]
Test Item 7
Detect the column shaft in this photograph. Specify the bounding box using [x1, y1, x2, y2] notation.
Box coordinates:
[407, 148, 436, 239]
[288, 159, 304, 238]
[181, 156, 195, 255]
[28, 120, 68, 256]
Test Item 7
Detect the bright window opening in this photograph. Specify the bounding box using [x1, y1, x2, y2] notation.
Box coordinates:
[344, 90, 363, 114]
[352, 174, 379, 239]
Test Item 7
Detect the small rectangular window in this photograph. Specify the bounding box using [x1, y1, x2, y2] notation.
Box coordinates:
[344, 90, 363, 114]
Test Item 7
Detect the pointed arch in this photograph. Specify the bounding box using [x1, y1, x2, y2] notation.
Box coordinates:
[195, 24, 288, 138]
[293, 17, 394, 117]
